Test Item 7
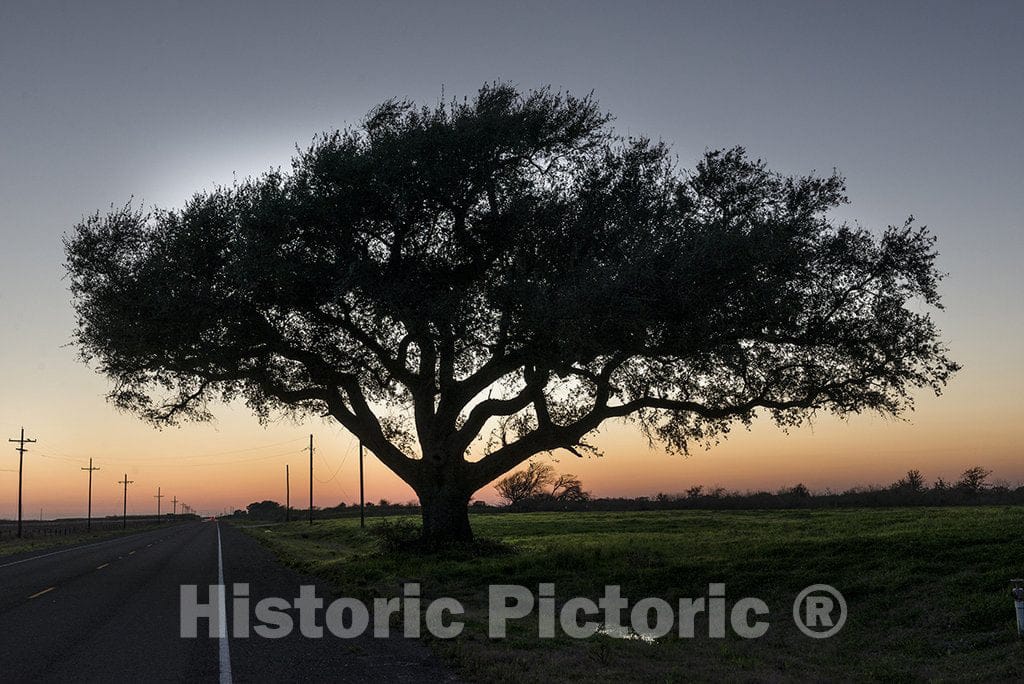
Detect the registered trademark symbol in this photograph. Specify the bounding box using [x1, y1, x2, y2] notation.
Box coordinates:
[792, 584, 847, 638]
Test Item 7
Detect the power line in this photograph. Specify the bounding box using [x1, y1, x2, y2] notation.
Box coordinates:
[82, 458, 100, 531]
[314, 439, 354, 503]
[181, 449, 304, 467]
[315, 440, 352, 483]
[35, 452, 82, 464]
[8, 427, 37, 538]
[36, 447, 301, 468]
[309, 434, 314, 525]
[178, 437, 307, 459]
[34, 436, 307, 465]
[359, 441, 365, 529]
[118, 474, 134, 529]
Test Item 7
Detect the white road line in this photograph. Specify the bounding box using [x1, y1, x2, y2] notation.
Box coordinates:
[217, 523, 233, 684]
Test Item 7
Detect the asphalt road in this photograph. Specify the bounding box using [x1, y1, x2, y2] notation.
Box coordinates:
[0, 521, 455, 682]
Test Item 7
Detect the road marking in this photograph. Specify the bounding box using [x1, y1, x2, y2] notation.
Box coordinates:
[96, 563, 109, 569]
[129, 551, 136, 555]
[28, 587, 55, 599]
[217, 523, 233, 684]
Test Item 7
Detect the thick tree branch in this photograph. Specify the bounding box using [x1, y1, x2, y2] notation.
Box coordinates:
[450, 385, 534, 454]
[310, 306, 418, 386]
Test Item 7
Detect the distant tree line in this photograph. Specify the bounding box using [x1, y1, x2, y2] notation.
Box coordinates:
[227, 465, 1022, 521]
[510, 465, 1024, 512]
[229, 498, 423, 522]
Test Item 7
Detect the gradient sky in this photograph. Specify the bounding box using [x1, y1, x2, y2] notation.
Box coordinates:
[1, 1, 1021, 518]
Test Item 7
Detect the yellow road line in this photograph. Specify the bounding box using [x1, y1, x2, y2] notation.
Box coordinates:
[28, 587, 55, 599]
[96, 563, 109, 569]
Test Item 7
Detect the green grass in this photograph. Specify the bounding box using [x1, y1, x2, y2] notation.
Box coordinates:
[237, 507, 1024, 681]
[0, 523, 171, 558]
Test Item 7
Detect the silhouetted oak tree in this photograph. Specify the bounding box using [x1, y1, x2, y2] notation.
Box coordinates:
[65, 84, 958, 546]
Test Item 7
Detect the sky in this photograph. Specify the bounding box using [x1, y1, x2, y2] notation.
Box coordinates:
[0, 0, 1021, 518]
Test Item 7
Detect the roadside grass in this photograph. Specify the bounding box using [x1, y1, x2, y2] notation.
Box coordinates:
[0, 522, 176, 558]
[237, 507, 1024, 681]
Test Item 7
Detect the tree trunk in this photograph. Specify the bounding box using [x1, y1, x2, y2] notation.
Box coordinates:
[419, 487, 473, 548]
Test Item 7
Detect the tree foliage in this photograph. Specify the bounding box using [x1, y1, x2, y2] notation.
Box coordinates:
[550, 472, 589, 503]
[494, 461, 589, 505]
[65, 83, 958, 544]
[892, 469, 927, 493]
[955, 466, 991, 493]
[245, 500, 286, 521]
[495, 462, 556, 504]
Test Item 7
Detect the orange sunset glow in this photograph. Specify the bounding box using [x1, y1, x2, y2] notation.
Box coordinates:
[2, 346, 1020, 519]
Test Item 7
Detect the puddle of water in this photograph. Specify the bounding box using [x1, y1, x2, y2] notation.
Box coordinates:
[596, 624, 658, 644]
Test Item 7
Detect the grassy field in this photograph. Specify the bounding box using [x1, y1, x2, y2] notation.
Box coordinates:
[0, 521, 172, 558]
[238, 507, 1024, 682]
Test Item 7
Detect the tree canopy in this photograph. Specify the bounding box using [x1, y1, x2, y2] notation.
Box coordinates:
[494, 462, 588, 506]
[65, 83, 958, 545]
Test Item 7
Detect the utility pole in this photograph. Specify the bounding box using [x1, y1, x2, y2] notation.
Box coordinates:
[154, 486, 164, 520]
[118, 474, 133, 529]
[308, 434, 314, 525]
[172, 495, 178, 517]
[81, 458, 100, 531]
[285, 464, 290, 522]
[8, 427, 37, 539]
[359, 441, 365, 528]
